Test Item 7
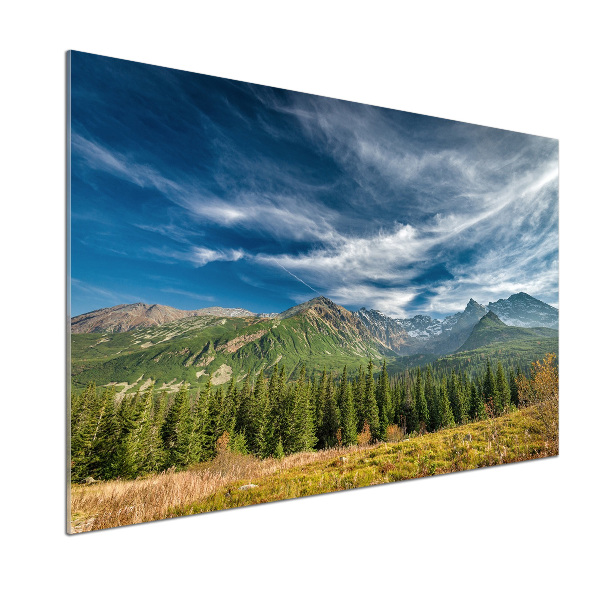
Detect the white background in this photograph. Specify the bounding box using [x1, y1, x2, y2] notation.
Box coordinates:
[2, 1, 598, 598]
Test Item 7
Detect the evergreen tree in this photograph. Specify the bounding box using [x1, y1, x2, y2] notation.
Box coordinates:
[403, 383, 419, 434]
[339, 366, 357, 446]
[221, 378, 239, 434]
[448, 369, 467, 424]
[470, 380, 486, 421]
[161, 384, 192, 469]
[247, 370, 267, 454]
[495, 362, 511, 416]
[288, 366, 317, 453]
[89, 387, 119, 479]
[483, 360, 497, 413]
[234, 372, 253, 441]
[314, 369, 327, 444]
[202, 377, 222, 459]
[71, 383, 104, 481]
[320, 375, 341, 447]
[424, 366, 436, 432]
[136, 385, 160, 475]
[414, 368, 429, 431]
[229, 431, 249, 455]
[509, 368, 520, 408]
[264, 365, 287, 456]
[211, 386, 226, 440]
[376, 361, 392, 439]
[113, 391, 149, 478]
[391, 382, 403, 428]
[437, 378, 455, 428]
[363, 360, 380, 440]
[353, 365, 366, 430]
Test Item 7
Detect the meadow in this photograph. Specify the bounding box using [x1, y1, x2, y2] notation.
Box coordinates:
[71, 396, 558, 532]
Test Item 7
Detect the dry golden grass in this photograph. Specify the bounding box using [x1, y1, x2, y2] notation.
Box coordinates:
[71, 399, 558, 533]
[70, 444, 353, 533]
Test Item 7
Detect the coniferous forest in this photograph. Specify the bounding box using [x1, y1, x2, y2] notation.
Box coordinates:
[71, 357, 537, 483]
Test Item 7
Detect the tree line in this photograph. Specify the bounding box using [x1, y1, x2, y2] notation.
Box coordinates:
[71, 358, 527, 482]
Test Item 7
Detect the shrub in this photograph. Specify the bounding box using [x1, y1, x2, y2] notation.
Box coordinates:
[357, 422, 371, 446]
[386, 423, 405, 442]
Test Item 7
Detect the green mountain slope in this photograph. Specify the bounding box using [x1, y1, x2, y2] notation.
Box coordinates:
[71, 299, 560, 396]
[457, 312, 558, 352]
[71, 298, 394, 394]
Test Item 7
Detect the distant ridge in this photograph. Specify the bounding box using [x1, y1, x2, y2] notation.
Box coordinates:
[457, 311, 558, 352]
[355, 298, 487, 356]
[70, 294, 559, 392]
[71, 292, 559, 341]
[487, 293, 558, 329]
[71, 302, 256, 333]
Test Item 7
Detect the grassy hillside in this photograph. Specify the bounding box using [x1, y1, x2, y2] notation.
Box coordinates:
[71, 311, 393, 394]
[72, 314, 559, 397]
[458, 312, 557, 352]
[182, 403, 557, 516]
[71, 401, 558, 532]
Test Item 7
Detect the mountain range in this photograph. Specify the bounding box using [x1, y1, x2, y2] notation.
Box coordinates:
[356, 292, 557, 355]
[70, 293, 558, 392]
[73, 292, 557, 354]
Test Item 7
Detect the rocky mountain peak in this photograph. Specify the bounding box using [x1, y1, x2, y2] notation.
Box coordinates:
[71, 303, 257, 333]
[487, 293, 558, 329]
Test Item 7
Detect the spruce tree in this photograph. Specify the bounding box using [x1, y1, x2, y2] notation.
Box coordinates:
[113, 391, 149, 478]
[221, 378, 239, 435]
[161, 384, 192, 469]
[424, 366, 436, 432]
[89, 387, 119, 479]
[314, 369, 327, 445]
[403, 382, 419, 434]
[320, 375, 341, 447]
[495, 362, 510, 416]
[391, 382, 403, 428]
[289, 366, 317, 453]
[414, 368, 429, 431]
[339, 365, 357, 446]
[364, 360, 380, 440]
[470, 380, 486, 421]
[71, 382, 104, 481]
[437, 378, 455, 428]
[264, 365, 285, 456]
[234, 372, 253, 441]
[211, 385, 226, 440]
[353, 365, 366, 430]
[203, 378, 223, 459]
[483, 359, 497, 414]
[136, 384, 160, 475]
[449, 369, 466, 424]
[376, 361, 392, 439]
[509, 368, 520, 408]
[247, 370, 267, 454]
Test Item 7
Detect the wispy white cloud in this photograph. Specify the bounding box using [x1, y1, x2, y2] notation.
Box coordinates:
[72, 89, 558, 318]
[147, 246, 245, 267]
[160, 288, 215, 302]
[72, 133, 182, 195]
[71, 279, 144, 309]
[190, 247, 245, 267]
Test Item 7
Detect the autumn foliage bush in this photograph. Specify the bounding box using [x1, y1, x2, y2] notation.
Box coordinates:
[518, 353, 558, 452]
[357, 423, 372, 446]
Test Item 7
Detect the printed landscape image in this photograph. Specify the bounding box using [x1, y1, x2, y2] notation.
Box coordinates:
[68, 51, 559, 533]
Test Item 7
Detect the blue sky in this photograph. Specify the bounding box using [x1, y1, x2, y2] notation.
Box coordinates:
[69, 51, 558, 319]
